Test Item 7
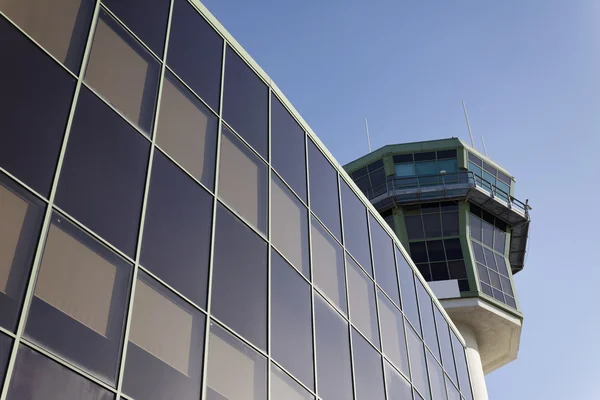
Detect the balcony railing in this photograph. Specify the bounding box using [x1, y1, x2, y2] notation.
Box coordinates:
[365, 170, 531, 218]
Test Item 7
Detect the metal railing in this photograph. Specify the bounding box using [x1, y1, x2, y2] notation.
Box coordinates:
[365, 170, 531, 217]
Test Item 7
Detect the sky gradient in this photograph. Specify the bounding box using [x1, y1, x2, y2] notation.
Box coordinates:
[200, 1, 600, 398]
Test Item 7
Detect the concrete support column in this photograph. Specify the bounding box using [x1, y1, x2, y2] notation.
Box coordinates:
[456, 323, 489, 400]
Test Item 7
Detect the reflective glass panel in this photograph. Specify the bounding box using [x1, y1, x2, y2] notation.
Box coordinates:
[446, 377, 461, 400]
[212, 204, 267, 351]
[271, 175, 309, 278]
[167, 0, 223, 111]
[470, 214, 482, 241]
[407, 326, 430, 400]
[409, 242, 428, 264]
[427, 351, 446, 400]
[218, 126, 268, 234]
[56, 87, 149, 257]
[141, 151, 213, 308]
[85, 10, 160, 134]
[416, 281, 440, 360]
[271, 250, 314, 390]
[494, 229, 506, 254]
[423, 214, 442, 238]
[396, 246, 421, 335]
[442, 212, 459, 236]
[347, 257, 379, 347]
[434, 307, 458, 384]
[0, 174, 45, 332]
[0, 333, 11, 385]
[314, 294, 353, 400]
[495, 254, 510, 277]
[444, 239, 463, 260]
[352, 329, 385, 400]
[482, 220, 494, 248]
[378, 291, 409, 376]
[271, 365, 314, 400]
[6, 345, 113, 400]
[223, 46, 268, 158]
[123, 272, 206, 400]
[0, 0, 94, 72]
[271, 93, 307, 201]
[156, 71, 218, 189]
[405, 215, 425, 240]
[206, 322, 267, 400]
[308, 141, 341, 241]
[369, 214, 400, 305]
[385, 361, 412, 399]
[102, 0, 170, 56]
[451, 332, 473, 400]
[26, 214, 131, 384]
[311, 217, 346, 314]
[340, 181, 372, 274]
[0, 17, 76, 196]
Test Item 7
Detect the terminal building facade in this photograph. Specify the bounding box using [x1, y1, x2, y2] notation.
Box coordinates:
[0, 1, 496, 400]
[345, 139, 531, 399]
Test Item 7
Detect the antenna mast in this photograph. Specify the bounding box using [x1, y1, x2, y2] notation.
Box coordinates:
[462, 101, 475, 148]
[481, 137, 488, 156]
[365, 118, 372, 153]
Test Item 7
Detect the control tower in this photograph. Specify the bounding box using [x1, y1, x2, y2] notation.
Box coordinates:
[344, 138, 531, 400]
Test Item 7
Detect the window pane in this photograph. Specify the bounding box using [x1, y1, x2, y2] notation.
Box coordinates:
[471, 242, 485, 264]
[271, 94, 307, 200]
[7, 345, 113, 400]
[416, 281, 440, 360]
[167, 0, 223, 111]
[156, 72, 218, 189]
[85, 10, 160, 134]
[477, 264, 489, 285]
[444, 239, 463, 260]
[369, 214, 400, 305]
[470, 215, 482, 241]
[314, 294, 353, 400]
[430, 262, 449, 281]
[212, 204, 267, 350]
[415, 161, 437, 176]
[223, 46, 268, 158]
[434, 307, 458, 384]
[423, 214, 442, 238]
[438, 159, 458, 174]
[414, 152, 436, 162]
[0, 174, 45, 332]
[483, 248, 497, 271]
[347, 257, 379, 347]
[495, 254, 510, 277]
[271, 365, 314, 400]
[482, 220, 494, 248]
[352, 330, 385, 400]
[102, 0, 169, 56]
[451, 333, 473, 400]
[340, 181, 372, 274]
[311, 217, 346, 314]
[56, 87, 149, 257]
[393, 154, 413, 163]
[141, 151, 213, 308]
[407, 326, 430, 400]
[378, 291, 409, 376]
[395, 163, 415, 177]
[369, 168, 386, 188]
[489, 270, 502, 290]
[26, 214, 131, 384]
[409, 242, 428, 264]
[0, 334, 11, 384]
[308, 141, 341, 241]
[0, 0, 94, 72]
[271, 175, 309, 278]
[123, 272, 205, 400]
[437, 149, 457, 159]
[494, 230, 506, 254]
[385, 361, 412, 399]
[206, 322, 267, 400]
[427, 351, 446, 400]
[0, 17, 76, 196]
[448, 260, 467, 280]
[396, 247, 421, 336]
[426, 240, 445, 263]
[271, 250, 314, 390]
[446, 376, 461, 400]
[441, 212, 459, 236]
[405, 215, 425, 240]
[218, 126, 268, 234]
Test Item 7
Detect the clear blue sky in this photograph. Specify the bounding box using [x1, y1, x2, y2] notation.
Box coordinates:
[200, 0, 599, 398]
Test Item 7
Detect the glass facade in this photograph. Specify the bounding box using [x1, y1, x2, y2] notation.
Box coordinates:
[467, 152, 512, 202]
[0, 1, 473, 399]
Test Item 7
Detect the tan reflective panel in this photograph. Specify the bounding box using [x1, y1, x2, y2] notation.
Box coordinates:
[85, 11, 158, 133]
[271, 176, 308, 277]
[129, 279, 193, 376]
[271, 366, 313, 400]
[0, 0, 84, 65]
[35, 223, 116, 337]
[311, 219, 345, 312]
[218, 128, 267, 233]
[156, 74, 216, 185]
[0, 186, 28, 295]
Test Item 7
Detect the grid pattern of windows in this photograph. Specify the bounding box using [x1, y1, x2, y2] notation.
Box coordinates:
[349, 159, 386, 195]
[394, 150, 458, 184]
[0, 2, 473, 400]
[469, 205, 516, 309]
[405, 202, 469, 291]
[467, 153, 512, 202]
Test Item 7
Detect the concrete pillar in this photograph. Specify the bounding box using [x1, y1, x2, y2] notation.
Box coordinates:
[456, 323, 489, 400]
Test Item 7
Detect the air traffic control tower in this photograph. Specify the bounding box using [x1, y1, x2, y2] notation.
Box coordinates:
[344, 138, 531, 400]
